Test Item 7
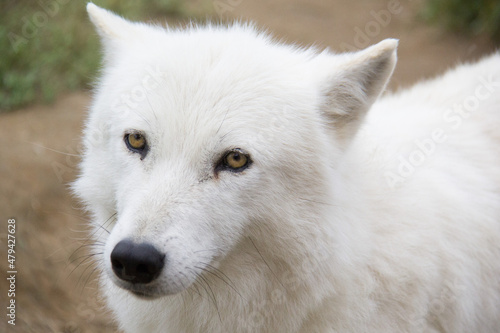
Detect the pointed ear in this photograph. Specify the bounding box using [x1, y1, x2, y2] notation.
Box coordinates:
[320, 39, 398, 145]
[87, 3, 138, 41]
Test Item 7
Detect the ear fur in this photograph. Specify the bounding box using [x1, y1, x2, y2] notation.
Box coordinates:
[320, 39, 398, 144]
[87, 3, 138, 41]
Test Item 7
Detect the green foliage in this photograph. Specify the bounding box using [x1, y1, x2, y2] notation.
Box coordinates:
[422, 0, 500, 41]
[0, 0, 211, 112]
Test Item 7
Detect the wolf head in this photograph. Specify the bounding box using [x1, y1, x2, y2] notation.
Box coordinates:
[74, 3, 397, 299]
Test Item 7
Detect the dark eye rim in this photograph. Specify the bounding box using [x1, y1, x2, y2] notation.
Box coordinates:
[124, 132, 149, 160]
[215, 148, 252, 174]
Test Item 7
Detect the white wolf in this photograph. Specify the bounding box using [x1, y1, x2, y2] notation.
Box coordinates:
[74, 4, 500, 332]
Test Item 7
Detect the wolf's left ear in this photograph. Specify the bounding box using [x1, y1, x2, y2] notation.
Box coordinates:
[319, 39, 398, 145]
[87, 3, 139, 42]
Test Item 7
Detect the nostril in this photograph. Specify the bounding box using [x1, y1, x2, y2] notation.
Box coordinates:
[110, 240, 165, 284]
[111, 259, 124, 270]
[136, 264, 148, 274]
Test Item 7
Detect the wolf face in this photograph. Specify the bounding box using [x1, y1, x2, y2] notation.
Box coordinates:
[74, 4, 396, 301]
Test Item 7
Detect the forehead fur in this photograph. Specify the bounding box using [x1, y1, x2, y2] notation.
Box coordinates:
[98, 23, 320, 104]
[89, 23, 325, 154]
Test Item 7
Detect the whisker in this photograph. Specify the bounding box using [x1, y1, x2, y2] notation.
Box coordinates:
[25, 141, 81, 157]
[179, 272, 201, 296]
[198, 274, 222, 323]
[194, 248, 221, 254]
[191, 281, 203, 298]
[67, 252, 103, 281]
[248, 236, 286, 290]
[76, 259, 98, 295]
[69, 251, 103, 265]
[145, 93, 159, 124]
[70, 213, 115, 261]
[69, 230, 108, 262]
[216, 108, 231, 134]
[298, 197, 338, 207]
[197, 264, 244, 300]
[82, 265, 101, 293]
[193, 272, 212, 302]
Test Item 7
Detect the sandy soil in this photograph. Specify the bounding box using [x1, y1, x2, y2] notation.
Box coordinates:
[0, 0, 496, 331]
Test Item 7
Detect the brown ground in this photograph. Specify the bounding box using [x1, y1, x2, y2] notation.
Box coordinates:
[0, 0, 496, 332]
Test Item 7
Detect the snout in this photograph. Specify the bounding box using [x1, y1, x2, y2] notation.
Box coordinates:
[110, 240, 165, 284]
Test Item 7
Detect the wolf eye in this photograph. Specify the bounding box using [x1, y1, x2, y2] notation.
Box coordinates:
[220, 149, 250, 172]
[225, 151, 247, 169]
[126, 133, 146, 150]
[124, 133, 148, 159]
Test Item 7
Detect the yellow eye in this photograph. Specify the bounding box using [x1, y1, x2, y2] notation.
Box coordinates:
[126, 133, 146, 150]
[224, 151, 248, 169]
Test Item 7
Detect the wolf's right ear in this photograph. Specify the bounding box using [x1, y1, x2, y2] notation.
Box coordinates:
[318, 39, 398, 147]
[87, 3, 138, 42]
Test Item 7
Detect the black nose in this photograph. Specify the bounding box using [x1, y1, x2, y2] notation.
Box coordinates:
[110, 240, 165, 284]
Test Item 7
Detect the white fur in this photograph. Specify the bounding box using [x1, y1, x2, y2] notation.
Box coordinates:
[74, 4, 500, 332]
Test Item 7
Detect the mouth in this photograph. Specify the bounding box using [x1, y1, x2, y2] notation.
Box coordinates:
[131, 289, 161, 300]
[112, 278, 164, 300]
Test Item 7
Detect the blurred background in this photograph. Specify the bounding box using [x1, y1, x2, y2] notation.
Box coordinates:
[0, 0, 499, 331]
